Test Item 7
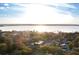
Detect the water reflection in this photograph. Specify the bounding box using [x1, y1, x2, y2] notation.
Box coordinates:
[0, 26, 79, 32]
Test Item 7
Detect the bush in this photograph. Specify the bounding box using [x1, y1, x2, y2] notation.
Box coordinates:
[0, 43, 7, 54]
[37, 45, 64, 55]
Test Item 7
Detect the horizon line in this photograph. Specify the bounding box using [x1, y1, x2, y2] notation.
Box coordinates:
[0, 24, 79, 26]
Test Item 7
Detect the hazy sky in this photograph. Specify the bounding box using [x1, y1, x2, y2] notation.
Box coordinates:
[0, 3, 79, 24]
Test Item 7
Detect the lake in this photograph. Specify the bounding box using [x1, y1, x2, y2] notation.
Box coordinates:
[0, 26, 79, 33]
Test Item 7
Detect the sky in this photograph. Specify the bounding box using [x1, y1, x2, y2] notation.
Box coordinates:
[0, 3, 79, 24]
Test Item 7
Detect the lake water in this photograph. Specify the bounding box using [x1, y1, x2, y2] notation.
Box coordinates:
[0, 26, 79, 33]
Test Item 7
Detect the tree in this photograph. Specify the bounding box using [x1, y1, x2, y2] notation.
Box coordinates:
[37, 45, 64, 55]
[68, 41, 74, 50]
[0, 43, 7, 54]
[12, 45, 32, 55]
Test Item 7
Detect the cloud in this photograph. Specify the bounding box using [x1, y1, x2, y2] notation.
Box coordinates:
[1, 0, 79, 3]
[0, 3, 25, 18]
[0, 3, 77, 24]
[0, 7, 5, 9]
[55, 3, 76, 9]
[47, 3, 75, 8]
[11, 4, 74, 24]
